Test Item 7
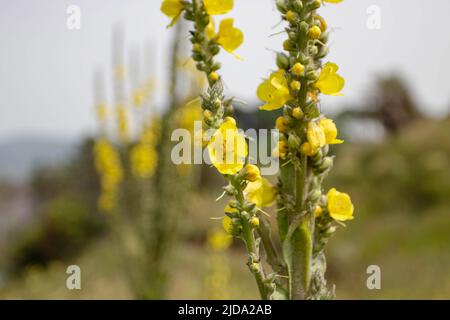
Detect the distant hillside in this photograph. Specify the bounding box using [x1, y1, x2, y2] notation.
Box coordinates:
[0, 136, 76, 183]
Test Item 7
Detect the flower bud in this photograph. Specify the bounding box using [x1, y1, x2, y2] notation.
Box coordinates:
[241, 211, 250, 220]
[285, 10, 298, 23]
[300, 21, 309, 35]
[309, 0, 321, 10]
[211, 61, 222, 71]
[291, 63, 305, 76]
[209, 72, 220, 82]
[283, 40, 295, 51]
[250, 216, 260, 228]
[309, 189, 322, 202]
[276, 0, 288, 13]
[290, 80, 301, 91]
[276, 52, 290, 70]
[212, 98, 222, 110]
[318, 157, 334, 172]
[306, 70, 319, 81]
[288, 134, 301, 149]
[203, 110, 214, 123]
[292, 107, 304, 120]
[243, 164, 261, 182]
[250, 262, 260, 273]
[292, 0, 303, 11]
[314, 206, 323, 218]
[193, 43, 202, 53]
[276, 116, 290, 133]
[308, 26, 322, 40]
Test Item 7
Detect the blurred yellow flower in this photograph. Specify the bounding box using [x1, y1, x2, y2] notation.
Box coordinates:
[203, 0, 234, 15]
[245, 177, 277, 208]
[130, 143, 158, 179]
[96, 103, 108, 123]
[257, 70, 291, 111]
[132, 87, 146, 107]
[207, 118, 248, 175]
[323, 0, 343, 3]
[207, 229, 232, 251]
[327, 188, 354, 221]
[94, 139, 124, 213]
[116, 105, 129, 144]
[222, 215, 234, 234]
[315, 62, 345, 96]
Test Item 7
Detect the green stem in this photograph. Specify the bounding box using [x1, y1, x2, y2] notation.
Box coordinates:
[241, 219, 268, 300]
[235, 187, 268, 300]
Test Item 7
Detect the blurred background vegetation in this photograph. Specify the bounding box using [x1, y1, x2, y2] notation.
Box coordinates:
[0, 71, 449, 299]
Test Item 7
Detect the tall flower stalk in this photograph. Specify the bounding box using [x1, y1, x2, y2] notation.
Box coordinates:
[161, 0, 354, 300]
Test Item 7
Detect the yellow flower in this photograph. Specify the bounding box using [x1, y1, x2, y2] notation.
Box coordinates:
[96, 103, 108, 122]
[132, 88, 145, 107]
[319, 118, 344, 145]
[207, 118, 248, 175]
[275, 116, 290, 133]
[308, 25, 322, 40]
[130, 143, 158, 179]
[257, 70, 291, 111]
[292, 107, 304, 120]
[315, 62, 345, 96]
[300, 142, 316, 157]
[323, 0, 343, 3]
[203, 0, 234, 15]
[207, 229, 232, 251]
[291, 63, 305, 76]
[245, 177, 277, 208]
[307, 121, 326, 151]
[243, 164, 261, 182]
[314, 206, 323, 218]
[94, 139, 124, 213]
[272, 140, 289, 159]
[207, 18, 243, 58]
[116, 105, 129, 144]
[222, 215, 234, 234]
[160, 0, 184, 27]
[98, 191, 116, 213]
[327, 188, 354, 221]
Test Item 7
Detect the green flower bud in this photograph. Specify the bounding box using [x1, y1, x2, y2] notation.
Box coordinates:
[276, 0, 288, 14]
[300, 22, 309, 35]
[288, 134, 301, 149]
[276, 52, 290, 70]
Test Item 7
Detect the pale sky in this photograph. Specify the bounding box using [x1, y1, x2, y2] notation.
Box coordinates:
[1, 0, 449, 140]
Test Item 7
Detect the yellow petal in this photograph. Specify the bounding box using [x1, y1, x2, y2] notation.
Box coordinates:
[307, 122, 326, 150]
[207, 120, 248, 175]
[216, 18, 244, 57]
[257, 70, 291, 111]
[327, 188, 354, 221]
[204, 0, 234, 15]
[315, 62, 345, 96]
[319, 118, 344, 145]
[245, 177, 276, 208]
